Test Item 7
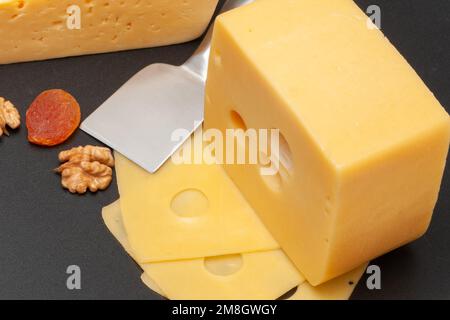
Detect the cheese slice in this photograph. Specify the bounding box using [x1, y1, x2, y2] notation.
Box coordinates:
[103, 200, 366, 300]
[205, 0, 450, 285]
[140, 273, 165, 298]
[102, 201, 133, 253]
[141, 251, 302, 300]
[286, 264, 368, 300]
[102, 201, 166, 297]
[0, 0, 218, 64]
[102, 200, 303, 300]
[114, 147, 278, 263]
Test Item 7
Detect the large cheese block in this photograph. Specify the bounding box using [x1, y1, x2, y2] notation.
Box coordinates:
[205, 0, 450, 285]
[0, 0, 218, 64]
[114, 137, 278, 263]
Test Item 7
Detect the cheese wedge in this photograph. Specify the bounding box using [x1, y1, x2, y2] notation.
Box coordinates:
[102, 200, 303, 300]
[114, 145, 278, 263]
[0, 0, 218, 64]
[205, 0, 450, 285]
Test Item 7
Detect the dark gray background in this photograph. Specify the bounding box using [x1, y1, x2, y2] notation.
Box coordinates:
[0, 0, 448, 299]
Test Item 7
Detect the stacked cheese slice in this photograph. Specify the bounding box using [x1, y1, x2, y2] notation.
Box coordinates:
[102, 134, 367, 300]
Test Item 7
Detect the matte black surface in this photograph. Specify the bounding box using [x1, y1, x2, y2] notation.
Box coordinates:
[0, 0, 448, 299]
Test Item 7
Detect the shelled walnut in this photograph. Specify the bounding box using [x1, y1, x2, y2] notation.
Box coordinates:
[55, 145, 115, 194]
[0, 97, 20, 137]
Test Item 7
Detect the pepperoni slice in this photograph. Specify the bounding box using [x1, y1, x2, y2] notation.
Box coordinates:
[26, 89, 81, 146]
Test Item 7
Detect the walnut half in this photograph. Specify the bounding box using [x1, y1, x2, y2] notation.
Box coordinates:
[0, 97, 21, 137]
[55, 145, 115, 194]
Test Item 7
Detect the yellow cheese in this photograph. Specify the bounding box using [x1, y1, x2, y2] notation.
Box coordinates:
[102, 200, 303, 300]
[286, 264, 368, 300]
[102, 201, 133, 254]
[140, 273, 165, 298]
[141, 251, 302, 300]
[103, 200, 366, 300]
[114, 149, 278, 263]
[0, 0, 218, 64]
[205, 0, 450, 285]
[102, 201, 166, 297]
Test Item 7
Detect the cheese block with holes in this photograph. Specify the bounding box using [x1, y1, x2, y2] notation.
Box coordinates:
[102, 200, 303, 300]
[114, 137, 278, 263]
[204, 0, 450, 285]
[0, 0, 218, 64]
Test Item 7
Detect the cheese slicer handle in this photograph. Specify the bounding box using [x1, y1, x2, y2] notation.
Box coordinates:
[183, 0, 254, 80]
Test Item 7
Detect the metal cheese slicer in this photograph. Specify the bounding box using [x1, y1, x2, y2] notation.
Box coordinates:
[81, 0, 253, 173]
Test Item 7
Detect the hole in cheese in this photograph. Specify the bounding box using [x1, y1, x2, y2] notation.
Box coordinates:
[214, 50, 222, 68]
[170, 188, 209, 218]
[258, 129, 293, 188]
[258, 151, 282, 192]
[229, 110, 247, 131]
[278, 132, 293, 173]
[203, 254, 243, 276]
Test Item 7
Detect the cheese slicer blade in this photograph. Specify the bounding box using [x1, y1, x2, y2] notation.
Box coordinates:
[81, 0, 253, 173]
